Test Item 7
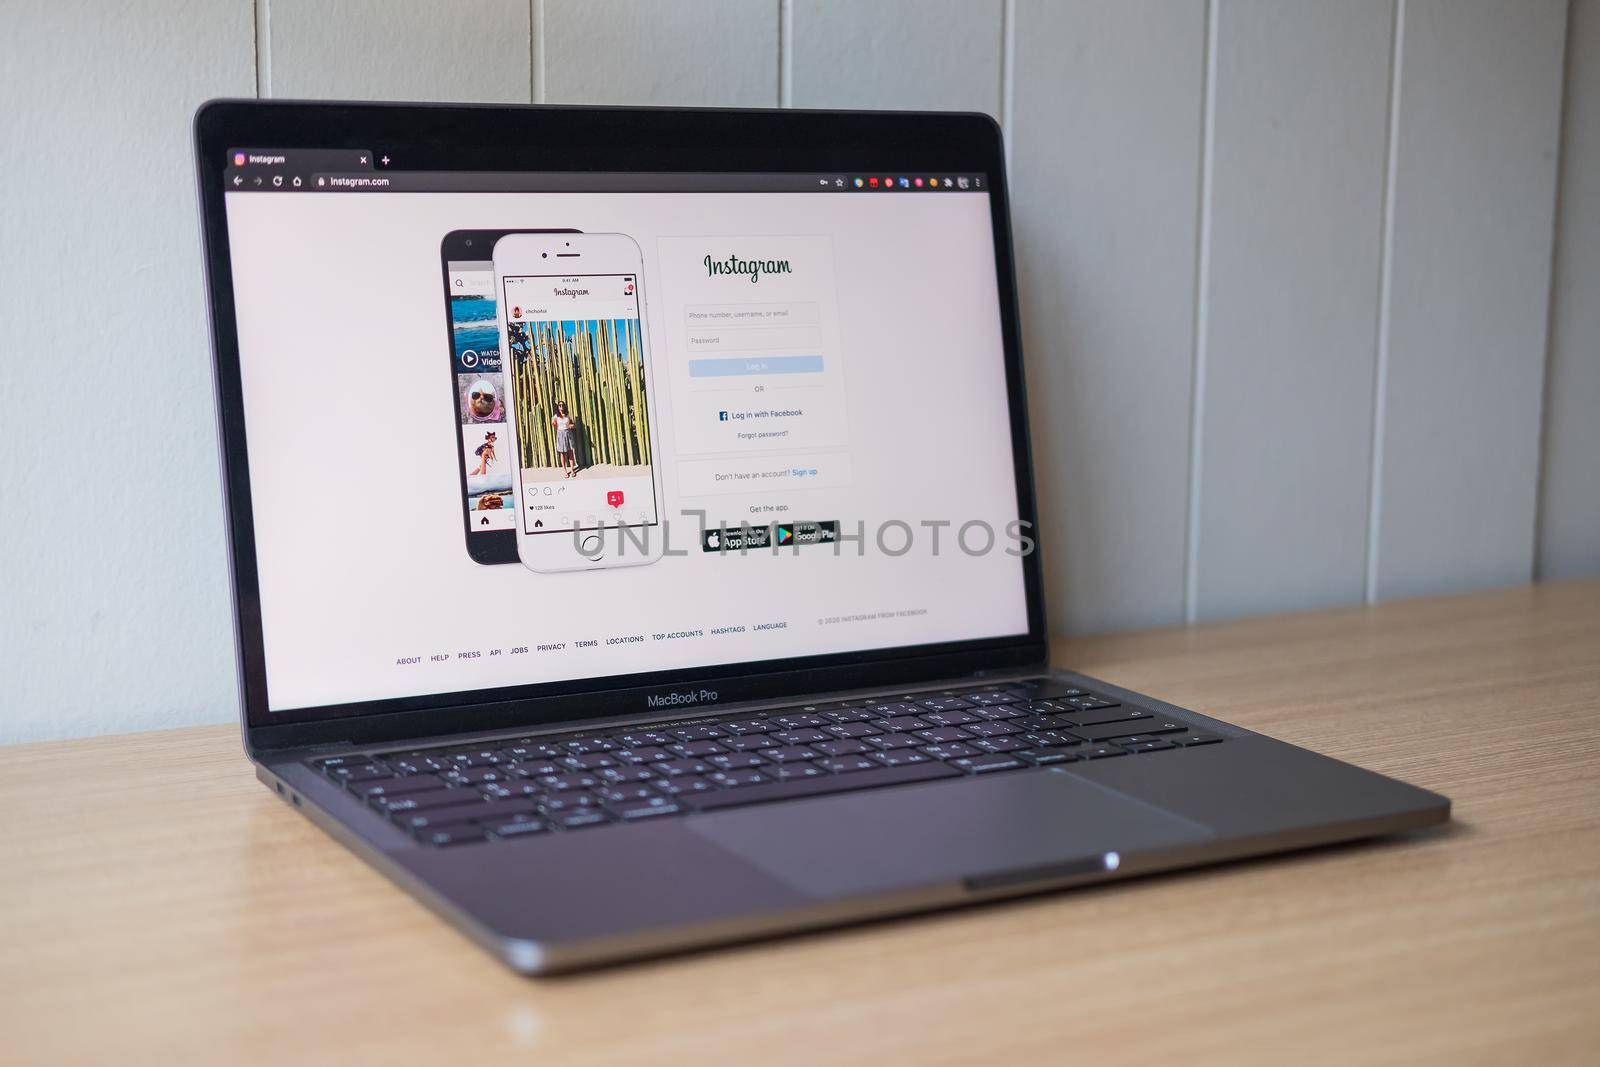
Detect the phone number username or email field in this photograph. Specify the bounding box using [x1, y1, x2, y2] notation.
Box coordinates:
[684, 302, 824, 370]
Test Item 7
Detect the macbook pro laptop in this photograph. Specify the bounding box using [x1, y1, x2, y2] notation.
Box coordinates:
[194, 100, 1449, 973]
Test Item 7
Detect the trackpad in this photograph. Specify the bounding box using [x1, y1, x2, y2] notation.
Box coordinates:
[686, 769, 1214, 898]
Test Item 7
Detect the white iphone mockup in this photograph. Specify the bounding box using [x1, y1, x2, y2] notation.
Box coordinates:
[493, 232, 666, 572]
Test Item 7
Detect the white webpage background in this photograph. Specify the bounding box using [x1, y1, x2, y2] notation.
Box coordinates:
[224, 191, 1027, 711]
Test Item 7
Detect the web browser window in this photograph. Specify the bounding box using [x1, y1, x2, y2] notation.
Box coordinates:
[222, 169, 1028, 712]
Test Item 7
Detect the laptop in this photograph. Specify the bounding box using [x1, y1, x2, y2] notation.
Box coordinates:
[194, 100, 1449, 973]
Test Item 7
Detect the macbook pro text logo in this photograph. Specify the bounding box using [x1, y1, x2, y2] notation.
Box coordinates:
[646, 688, 720, 709]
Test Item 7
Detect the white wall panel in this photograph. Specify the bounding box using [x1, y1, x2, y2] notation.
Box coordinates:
[541, 0, 778, 106]
[1539, 0, 1600, 581]
[262, 0, 532, 102]
[1191, 0, 1393, 621]
[1010, 0, 1206, 634]
[1372, 0, 1567, 600]
[0, 0, 256, 745]
[789, 0, 1004, 116]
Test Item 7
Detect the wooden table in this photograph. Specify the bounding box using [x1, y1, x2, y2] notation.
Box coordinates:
[4, 582, 1597, 1065]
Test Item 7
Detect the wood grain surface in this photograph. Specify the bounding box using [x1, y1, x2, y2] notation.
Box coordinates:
[3, 582, 1596, 1065]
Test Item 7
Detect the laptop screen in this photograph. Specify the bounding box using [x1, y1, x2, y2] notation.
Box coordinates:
[221, 164, 1030, 714]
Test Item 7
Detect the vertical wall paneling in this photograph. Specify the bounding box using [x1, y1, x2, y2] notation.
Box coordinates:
[1371, 0, 1568, 600]
[788, 0, 1005, 117]
[1010, 1, 1207, 634]
[1191, 0, 1394, 622]
[1538, 0, 1600, 581]
[0, 0, 257, 745]
[262, 0, 532, 102]
[541, 0, 780, 107]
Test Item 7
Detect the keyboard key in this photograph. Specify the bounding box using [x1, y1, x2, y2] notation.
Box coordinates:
[537, 772, 597, 791]
[966, 691, 1026, 707]
[329, 763, 392, 784]
[392, 755, 450, 775]
[721, 734, 779, 751]
[393, 798, 538, 832]
[970, 705, 1027, 721]
[484, 818, 547, 838]
[616, 731, 674, 747]
[654, 758, 712, 777]
[967, 721, 1024, 738]
[419, 825, 487, 847]
[863, 701, 921, 716]
[865, 733, 921, 750]
[597, 785, 658, 805]
[353, 775, 448, 800]
[559, 754, 616, 771]
[1008, 715, 1062, 732]
[773, 713, 828, 728]
[918, 697, 975, 712]
[825, 722, 876, 739]
[951, 754, 1026, 774]
[445, 748, 503, 766]
[817, 756, 879, 774]
[877, 715, 929, 732]
[539, 790, 596, 811]
[653, 776, 716, 797]
[1016, 747, 1082, 764]
[1067, 696, 1120, 710]
[374, 789, 485, 814]
[443, 766, 512, 786]
[1021, 682, 1089, 700]
[1173, 731, 1223, 747]
[552, 810, 611, 830]
[687, 760, 962, 812]
[814, 739, 872, 757]
[597, 766, 656, 784]
[921, 709, 981, 727]
[1070, 718, 1186, 742]
[1123, 740, 1177, 753]
[773, 729, 830, 745]
[669, 740, 725, 758]
[498, 743, 563, 761]
[1020, 730, 1087, 747]
[915, 726, 974, 744]
[708, 769, 769, 788]
[763, 763, 828, 781]
[672, 724, 725, 741]
[921, 742, 981, 760]
[972, 737, 1027, 754]
[1063, 707, 1150, 728]
[310, 754, 372, 773]
[720, 718, 778, 735]
[511, 759, 565, 778]
[823, 708, 878, 724]
[607, 798, 682, 820]
[1079, 745, 1130, 760]
[613, 746, 672, 764]
[481, 781, 544, 800]
[870, 749, 932, 767]
[707, 752, 768, 770]
[763, 745, 821, 763]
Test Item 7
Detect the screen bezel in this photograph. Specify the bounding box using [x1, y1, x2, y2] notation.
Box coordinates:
[194, 100, 1049, 753]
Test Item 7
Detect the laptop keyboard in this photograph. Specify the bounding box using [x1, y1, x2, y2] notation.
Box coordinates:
[305, 679, 1222, 847]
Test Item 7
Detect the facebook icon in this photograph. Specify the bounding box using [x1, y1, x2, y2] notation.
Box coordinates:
[718, 411, 728, 421]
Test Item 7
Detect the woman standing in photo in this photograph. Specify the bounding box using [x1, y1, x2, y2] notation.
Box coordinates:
[551, 401, 577, 477]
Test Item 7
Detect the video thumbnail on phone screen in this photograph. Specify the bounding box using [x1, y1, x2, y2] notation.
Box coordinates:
[450, 266, 514, 529]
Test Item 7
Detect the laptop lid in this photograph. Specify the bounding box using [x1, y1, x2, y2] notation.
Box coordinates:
[194, 101, 1047, 752]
